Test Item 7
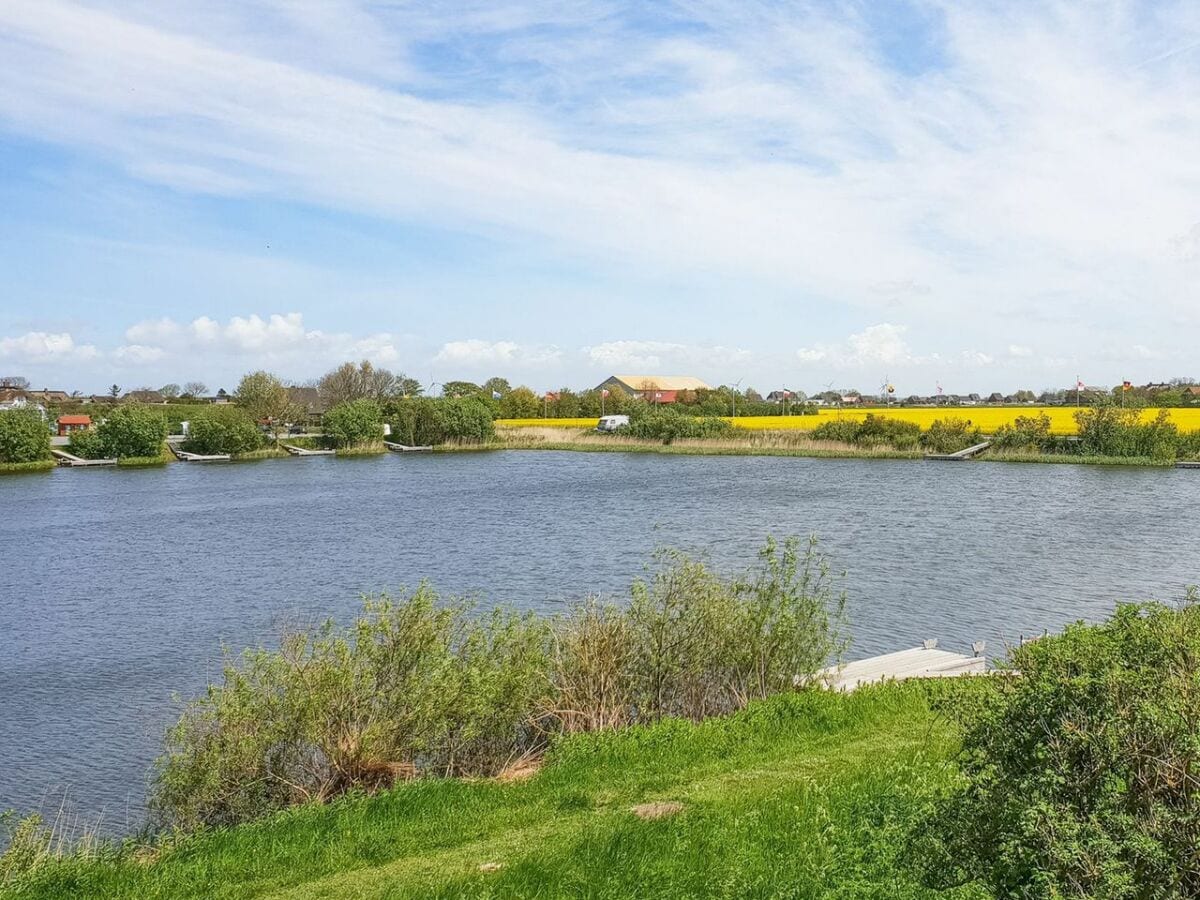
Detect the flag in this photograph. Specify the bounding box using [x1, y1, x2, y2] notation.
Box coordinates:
[936, 383, 943, 396]
[1076, 378, 1085, 390]
[601, 389, 610, 398]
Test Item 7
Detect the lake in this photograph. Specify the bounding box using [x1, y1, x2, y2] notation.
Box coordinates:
[2, 450, 1198, 829]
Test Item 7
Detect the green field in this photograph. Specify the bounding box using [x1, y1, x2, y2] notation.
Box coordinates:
[6, 684, 984, 900]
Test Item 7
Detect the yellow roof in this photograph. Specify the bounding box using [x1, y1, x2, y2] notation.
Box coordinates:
[609, 375, 713, 392]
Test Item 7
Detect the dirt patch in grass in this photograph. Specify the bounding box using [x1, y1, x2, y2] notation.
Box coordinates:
[630, 801, 684, 821]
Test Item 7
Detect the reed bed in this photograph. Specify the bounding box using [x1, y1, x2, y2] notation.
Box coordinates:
[494, 426, 923, 458]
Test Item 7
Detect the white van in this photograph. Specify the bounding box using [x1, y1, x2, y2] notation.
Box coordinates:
[596, 415, 630, 432]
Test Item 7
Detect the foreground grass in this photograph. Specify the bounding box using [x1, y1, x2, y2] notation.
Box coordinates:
[7, 684, 986, 900]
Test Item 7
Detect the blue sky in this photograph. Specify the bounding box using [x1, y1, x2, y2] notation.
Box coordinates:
[2, 0, 1200, 394]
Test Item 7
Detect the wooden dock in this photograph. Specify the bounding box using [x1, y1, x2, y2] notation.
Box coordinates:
[819, 642, 986, 691]
[384, 441, 433, 453]
[281, 444, 335, 457]
[169, 445, 231, 462]
[50, 449, 116, 467]
[925, 440, 991, 461]
[1177, 461, 1200, 469]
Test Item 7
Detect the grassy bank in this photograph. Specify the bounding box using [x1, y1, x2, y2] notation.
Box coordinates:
[0, 459, 55, 475]
[6, 683, 985, 900]
[490, 426, 924, 459]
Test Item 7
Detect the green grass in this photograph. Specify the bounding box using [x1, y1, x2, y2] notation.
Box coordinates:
[6, 684, 987, 900]
[333, 442, 387, 457]
[979, 448, 1176, 466]
[231, 447, 289, 461]
[0, 459, 56, 475]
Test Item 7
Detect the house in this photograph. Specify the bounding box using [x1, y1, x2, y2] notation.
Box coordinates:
[23, 389, 71, 405]
[287, 387, 326, 424]
[595, 375, 713, 404]
[123, 390, 167, 404]
[765, 390, 797, 403]
[56, 414, 91, 436]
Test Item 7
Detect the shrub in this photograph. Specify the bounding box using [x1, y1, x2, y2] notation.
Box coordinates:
[152, 538, 848, 830]
[1074, 406, 1179, 460]
[915, 598, 1200, 898]
[183, 406, 263, 455]
[153, 587, 552, 829]
[810, 414, 920, 449]
[624, 408, 734, 443]
[991, 412, 1053, 452]
[386, 398, 495, 446]
[71, 405, 167, 459]
[0, 408, 51, 463]
[920, 417, 982, 454]
[323, 398, 383, 447]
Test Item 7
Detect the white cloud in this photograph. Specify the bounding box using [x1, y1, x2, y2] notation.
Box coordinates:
[797, 324, 920, 368]
[121, 311, 407, 369]
[114, 343, 165, 364]
[434, 339, 560, 366]
[1008, 345, 1034, 357]
[0, 331, 99, 362]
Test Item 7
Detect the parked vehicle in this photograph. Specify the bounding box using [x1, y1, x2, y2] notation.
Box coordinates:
[596, 415, 630, 432]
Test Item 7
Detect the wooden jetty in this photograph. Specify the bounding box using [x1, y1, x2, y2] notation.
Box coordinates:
[281, 444, 335, 457]
[384, 441, 433, 453]
[169, 444, 231, 462]
[50, 449, 116, 467]
[819, 641, 986, 692]
[925, 440, 991, 461]
[1177, 461, 1200, 469]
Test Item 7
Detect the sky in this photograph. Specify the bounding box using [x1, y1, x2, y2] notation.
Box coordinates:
[2, 0, 1200, 396]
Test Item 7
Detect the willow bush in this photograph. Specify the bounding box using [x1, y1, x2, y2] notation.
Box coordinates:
[182, 406, 263, 455]
[914, 598, 1200, 898]
[152, 537, 848, 829]
[0, 408, 51, 463]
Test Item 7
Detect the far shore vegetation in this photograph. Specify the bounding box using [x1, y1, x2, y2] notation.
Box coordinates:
[5, 360, 1200, 474]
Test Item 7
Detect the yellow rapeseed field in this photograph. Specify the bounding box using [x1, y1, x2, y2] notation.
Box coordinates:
[498, 407, 1200, 435]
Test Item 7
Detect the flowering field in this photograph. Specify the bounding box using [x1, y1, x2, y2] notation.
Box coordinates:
[498, 408, 1200, 435]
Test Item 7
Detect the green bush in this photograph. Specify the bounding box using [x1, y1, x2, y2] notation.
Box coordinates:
[915, 599, 1200, 898]
[1074, 406, 1179, 460]
[152, 538, 848, 830]
[920, 417, 982, 454]
[810, 414, 920, 449]
[386, 397, 495, 446]
[991, 412, 1053, 451]
[70, 405, 167, 459]
[624, 408, 734, 443]
[323, 398, 383, 448]
[0, 408, 51, 463]
[183, 406, 263, 455]
[153, 588, 552, 829]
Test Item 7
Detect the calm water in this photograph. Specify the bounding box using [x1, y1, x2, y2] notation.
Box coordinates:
[2, 451, 1198, 829]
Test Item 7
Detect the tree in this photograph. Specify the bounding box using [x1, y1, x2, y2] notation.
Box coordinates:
[323, 399, 383, 448]
[183, 382, 208, 399]
[234, 371, 295, 440]
[441, 381, 482, 398]
[498, 387, 541, 419]
[85, 405, 168, 458]
[184, 407, 263, 455]
[482, 377, 511, 397]
[0, 407, 51, 463]
[317, 361, 404, 408]
[109, 384, 121, 400]
[159, 383, 182, 400]
[397, 376, 422, 397]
